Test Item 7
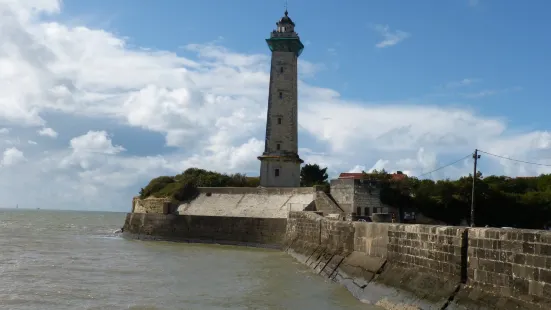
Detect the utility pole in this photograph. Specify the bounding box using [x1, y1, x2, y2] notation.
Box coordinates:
[471, 149, 481, 227]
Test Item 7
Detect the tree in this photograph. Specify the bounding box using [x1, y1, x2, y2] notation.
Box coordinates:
[300, 164, 329, 187]
[171, 181, 200, 202]
[377, 173, 551, 229]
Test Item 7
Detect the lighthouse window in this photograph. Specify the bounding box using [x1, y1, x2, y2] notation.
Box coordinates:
[279, 92, 283, 99]
[276, 143, 281, 150]
[275, 169, 280, 177]
[277, 117, 282, 124]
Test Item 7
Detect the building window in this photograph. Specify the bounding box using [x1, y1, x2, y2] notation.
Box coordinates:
[365, 207, 370, 216]
[280, 67, 284, 73]
[277, 117, 282, 124]
[275, 169, 280, 177]
[276, 143, 281, 150]
[356, 207, 362, 215]
[279, 92, 283, 99]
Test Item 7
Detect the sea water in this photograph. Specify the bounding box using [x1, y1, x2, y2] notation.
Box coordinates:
[0, 209, 380, 310]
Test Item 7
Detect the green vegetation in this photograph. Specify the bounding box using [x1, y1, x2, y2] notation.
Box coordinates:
[139, 168, 260, 201]
[139, 164, 331, 201]
[300, 163, 329, 187]
[366, 169, 551, 229]
[138, 165, 550, 229]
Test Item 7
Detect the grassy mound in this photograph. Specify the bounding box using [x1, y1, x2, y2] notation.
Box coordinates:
[138, 168, 260, 202]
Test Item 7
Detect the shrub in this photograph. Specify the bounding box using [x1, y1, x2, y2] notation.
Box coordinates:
[171, 181, 200, 202]
[138, 168, 260, 202]
[139, 176, 175, 199]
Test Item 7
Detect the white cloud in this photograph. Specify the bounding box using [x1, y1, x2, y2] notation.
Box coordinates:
[2, 147, 25, 166]
[445, 78, 480, 88]
[373, 24, 410, 48]
[69, 131, 124, 155]
[59, 131, 126, 171]
[37, 127, 58, 138]
[28, 140, 37, 145]
[348, 165, 365, 173]
[368, 159, 390, 172]
[0, 0, 549, 211]
[463, 86, 522, 99]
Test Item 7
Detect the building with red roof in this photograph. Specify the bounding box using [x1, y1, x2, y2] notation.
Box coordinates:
[338, 171, 407, 182]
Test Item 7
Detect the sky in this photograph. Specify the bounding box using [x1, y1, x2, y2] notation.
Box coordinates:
[1, 0, 551, 211]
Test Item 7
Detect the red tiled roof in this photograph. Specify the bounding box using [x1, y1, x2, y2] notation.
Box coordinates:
[339, 172, 363, 179]
[338, 172, 407, 181]
[338, 173, 364, 179]
[391, 173, 407, 181]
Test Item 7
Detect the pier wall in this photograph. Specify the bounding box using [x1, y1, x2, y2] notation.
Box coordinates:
[123, 209, 551, 309]
[285, 211, 551, 310]
[123, 213, 286, 249]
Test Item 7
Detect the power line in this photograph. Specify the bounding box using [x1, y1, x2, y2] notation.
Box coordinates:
[478, 149, 551, 167]
[416, 153, 473, 179]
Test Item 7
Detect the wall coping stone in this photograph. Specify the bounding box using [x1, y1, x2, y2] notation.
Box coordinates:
[197, 187, 315, 195]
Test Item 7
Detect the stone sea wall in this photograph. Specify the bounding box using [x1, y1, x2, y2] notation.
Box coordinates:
[123, 207, 551, 309]
[451, 227, 551, 309]
[285, 211, 551, 310]
[132, 197, 170, 214]
[131, 187, 315, 218]
[123, 213, 286, 249]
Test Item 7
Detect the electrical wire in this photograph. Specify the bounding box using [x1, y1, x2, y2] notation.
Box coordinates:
[477, 149, 551, 167]
[341, 149, 550, 180]
[415, 153, 473, 179]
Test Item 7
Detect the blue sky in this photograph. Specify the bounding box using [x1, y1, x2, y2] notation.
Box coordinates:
[56, 0, 551, 127]
[2, 0, 551, 210]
